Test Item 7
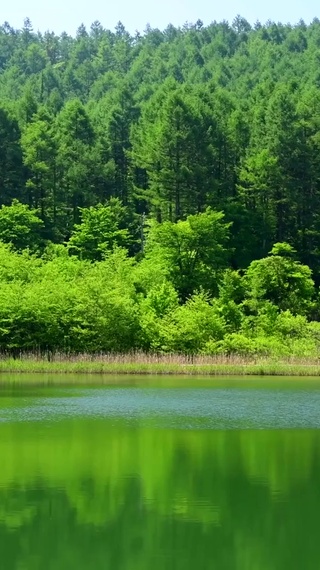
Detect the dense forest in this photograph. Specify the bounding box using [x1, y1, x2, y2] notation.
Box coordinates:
[1, 16, 320, 355]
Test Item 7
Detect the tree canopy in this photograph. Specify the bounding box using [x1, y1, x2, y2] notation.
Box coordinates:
[0, 18, 320, 354]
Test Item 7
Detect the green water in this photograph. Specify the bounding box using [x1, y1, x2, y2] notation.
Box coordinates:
[1, 377, 320, 570]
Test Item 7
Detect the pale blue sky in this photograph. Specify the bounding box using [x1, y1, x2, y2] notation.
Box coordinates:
[2, 0, 319, 36]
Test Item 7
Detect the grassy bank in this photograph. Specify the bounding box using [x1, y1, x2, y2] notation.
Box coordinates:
[0, 353, 320, 377]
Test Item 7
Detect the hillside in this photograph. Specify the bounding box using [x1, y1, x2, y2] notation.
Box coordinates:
[0, 17, 320, 354]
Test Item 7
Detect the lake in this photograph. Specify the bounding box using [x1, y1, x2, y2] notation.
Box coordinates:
[0, 375, 320, 569]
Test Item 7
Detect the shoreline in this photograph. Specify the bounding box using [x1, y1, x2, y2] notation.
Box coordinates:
[0, 354, 320, 377]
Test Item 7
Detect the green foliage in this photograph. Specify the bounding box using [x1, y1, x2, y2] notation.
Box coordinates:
[244, 242, 315, 315]
[0, 20, 320, 354]
[0, 243, 317, 355]
[141, 282, 179, 319]
[0, 19, 320, 271]
[145, 208, 231, 298]
[0, 200, 44, 251]
[163, 293, 226, 354]
[68, 199, 131, 260]
[0, 107, 24, 203]
[133, 86, 225, 220]
[0, 247, 141, 352]
[202, 333, 278, 357]
[138, 281, 179, 351]
[21, 107, 56, 235]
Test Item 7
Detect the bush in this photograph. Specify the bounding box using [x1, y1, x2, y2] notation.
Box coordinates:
[162, 292, 226, 354]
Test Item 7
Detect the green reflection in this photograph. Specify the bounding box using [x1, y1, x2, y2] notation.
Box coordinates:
[0, 386, 320, 570]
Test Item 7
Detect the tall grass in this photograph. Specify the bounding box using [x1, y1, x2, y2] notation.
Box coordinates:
[0, 352, 320, 376]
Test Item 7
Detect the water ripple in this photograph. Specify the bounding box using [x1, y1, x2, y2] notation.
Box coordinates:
[0, 386, 320, 429]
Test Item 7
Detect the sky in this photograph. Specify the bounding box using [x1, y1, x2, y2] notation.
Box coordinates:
[2, 0, 319, 36]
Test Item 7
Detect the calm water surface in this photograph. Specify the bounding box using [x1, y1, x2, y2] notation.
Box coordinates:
[0, 375, 320, 569]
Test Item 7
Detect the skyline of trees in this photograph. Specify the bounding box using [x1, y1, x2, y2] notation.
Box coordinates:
[1, 17, 320, 272]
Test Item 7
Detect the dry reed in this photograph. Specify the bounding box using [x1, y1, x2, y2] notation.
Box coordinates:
[0, 352, 319, 377]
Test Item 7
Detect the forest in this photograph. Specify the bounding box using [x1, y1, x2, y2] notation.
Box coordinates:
[0, 16, 320, 355]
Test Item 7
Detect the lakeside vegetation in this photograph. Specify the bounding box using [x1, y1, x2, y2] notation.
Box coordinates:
[0, 18, 320, 359]
[1, 353, 320, 377]
[0, 240, 318, 359]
